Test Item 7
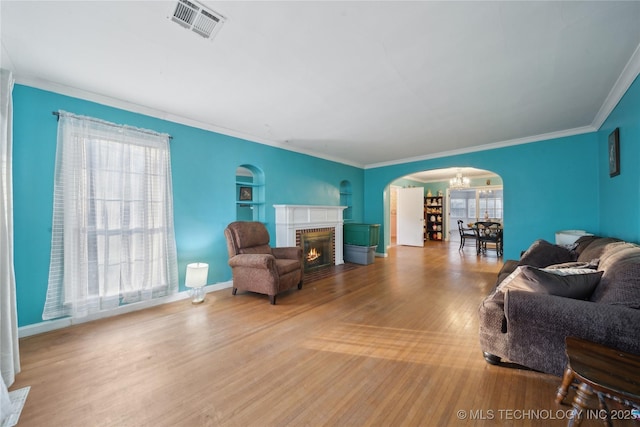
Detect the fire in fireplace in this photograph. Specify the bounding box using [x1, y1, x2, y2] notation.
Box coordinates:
[300, 230, 334, 272]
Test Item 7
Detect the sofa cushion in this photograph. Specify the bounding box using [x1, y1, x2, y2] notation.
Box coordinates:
[577, 237, 623, 263]
[497, 265, 602, 300]
[572, 235, 600, 258]
[518, 239, 575, 268]
[590, 242, 640, 309]
[597, 242, 639, 270]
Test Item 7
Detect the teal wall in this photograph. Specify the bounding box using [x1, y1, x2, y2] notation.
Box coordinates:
[365, 133, 601, 260]
[12, 85, 364, 327]
[598, 75, 640, 241]
[12, 73, 640, 327]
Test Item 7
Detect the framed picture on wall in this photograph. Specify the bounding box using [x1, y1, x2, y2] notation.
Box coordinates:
[239, 186, 253, 201]
[609, 128, 620, 177]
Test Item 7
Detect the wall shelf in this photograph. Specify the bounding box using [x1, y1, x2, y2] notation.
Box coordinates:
[236, 165, 265, 222]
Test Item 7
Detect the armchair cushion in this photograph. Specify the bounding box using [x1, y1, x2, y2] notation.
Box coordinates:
[276, 258, 301, 276]
[228, 253, 275, 270]
[272, 246, 302, 260]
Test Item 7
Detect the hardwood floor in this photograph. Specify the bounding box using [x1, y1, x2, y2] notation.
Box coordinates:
[11, 242, 636, 426]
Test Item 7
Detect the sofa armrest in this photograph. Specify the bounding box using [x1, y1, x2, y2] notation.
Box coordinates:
[271, 246, 302, 261]
[478, 293, 509, 359]
[505, 290, 640, 376]
[228, 253, 275, 270]
[496, 260, 518, 286]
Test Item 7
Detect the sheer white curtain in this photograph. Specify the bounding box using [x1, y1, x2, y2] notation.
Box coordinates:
[0, 68, 20, 388]
[43, 112, 178, 320]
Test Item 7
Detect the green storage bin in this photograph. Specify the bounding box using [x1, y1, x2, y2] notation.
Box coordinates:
[343, 223, 380, 247]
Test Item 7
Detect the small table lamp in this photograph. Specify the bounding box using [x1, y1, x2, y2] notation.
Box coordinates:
[185, 262, 208, 304]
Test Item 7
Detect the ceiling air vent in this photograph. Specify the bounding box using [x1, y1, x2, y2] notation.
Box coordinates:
[170, 0, 225, 39]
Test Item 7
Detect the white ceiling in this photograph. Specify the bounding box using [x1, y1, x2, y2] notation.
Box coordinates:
[2, 1, 640, 168]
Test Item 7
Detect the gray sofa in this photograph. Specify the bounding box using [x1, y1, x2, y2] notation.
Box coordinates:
[478, 236, 640, 376]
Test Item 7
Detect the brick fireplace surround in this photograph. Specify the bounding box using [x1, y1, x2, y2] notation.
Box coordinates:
[274, 205, 347, 266]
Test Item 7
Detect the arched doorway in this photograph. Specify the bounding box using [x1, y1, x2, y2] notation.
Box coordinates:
[388, 167, 503, 248]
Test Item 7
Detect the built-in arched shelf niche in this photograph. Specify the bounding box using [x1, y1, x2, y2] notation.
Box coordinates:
[235, 165, 265, 222]
[339, 180, 353, 222]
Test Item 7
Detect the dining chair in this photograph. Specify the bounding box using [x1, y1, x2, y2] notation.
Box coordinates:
[475, 221, 503, 256]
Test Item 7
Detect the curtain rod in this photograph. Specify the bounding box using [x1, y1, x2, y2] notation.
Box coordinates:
[52, 111, 173, 140]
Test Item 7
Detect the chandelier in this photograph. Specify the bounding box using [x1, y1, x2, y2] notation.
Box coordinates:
[449, 170, 470, 189]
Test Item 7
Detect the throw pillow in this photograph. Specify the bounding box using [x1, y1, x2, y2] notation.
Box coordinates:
[546, 260, 599, 270]
[497, 265, 602, 300]
[518, 239, 575, 268]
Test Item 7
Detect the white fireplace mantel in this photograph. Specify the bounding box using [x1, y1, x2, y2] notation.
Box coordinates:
[274, 205, 347, 266]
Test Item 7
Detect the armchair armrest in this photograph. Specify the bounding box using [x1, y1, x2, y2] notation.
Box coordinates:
[228, 253, 275, 270]
[272, 246, 302, 260]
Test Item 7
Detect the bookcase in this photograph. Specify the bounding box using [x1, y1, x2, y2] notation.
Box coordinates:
[425, 196, 444, 241]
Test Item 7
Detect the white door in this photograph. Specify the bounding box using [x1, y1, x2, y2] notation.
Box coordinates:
[397, 187, 424, 247]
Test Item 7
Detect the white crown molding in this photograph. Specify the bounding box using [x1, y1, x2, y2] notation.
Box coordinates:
[364, 125, 596, 170]
[13, 73, 364, 169]
[591, 41, 640, 130]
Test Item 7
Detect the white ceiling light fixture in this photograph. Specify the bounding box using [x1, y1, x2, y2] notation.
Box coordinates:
[170, 0, 226, 39]
[449, 170, 470, 189]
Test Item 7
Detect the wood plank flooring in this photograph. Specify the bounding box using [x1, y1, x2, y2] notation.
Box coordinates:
[11, 242, 637, 426]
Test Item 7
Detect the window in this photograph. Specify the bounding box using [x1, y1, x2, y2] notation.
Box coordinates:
[479, 190, 503, 220]
[450, 188, 503, 222]
[449, 198, 468, 218]
[43, 112, 178, 320]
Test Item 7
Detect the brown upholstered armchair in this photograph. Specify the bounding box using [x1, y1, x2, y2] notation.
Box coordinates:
[224, 221, 303, 304]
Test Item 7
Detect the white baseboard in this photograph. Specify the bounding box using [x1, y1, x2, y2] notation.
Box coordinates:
[18, 281, 233, 338]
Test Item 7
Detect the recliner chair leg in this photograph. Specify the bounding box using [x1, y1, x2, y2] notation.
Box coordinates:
[269, 295, 276, 305]
[232, 288, 237, 295]
[298, 281, 303, 290]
